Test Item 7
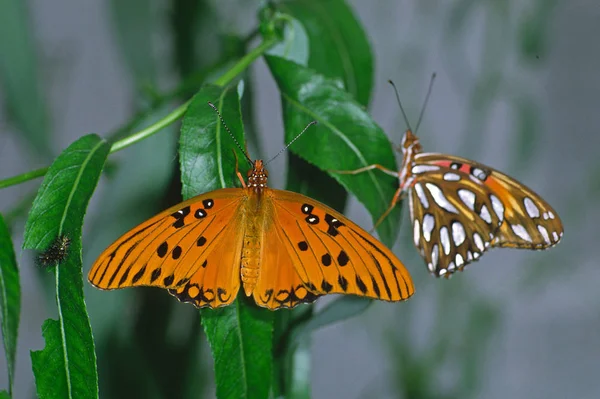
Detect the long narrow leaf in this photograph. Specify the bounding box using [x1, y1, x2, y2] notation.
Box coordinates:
[0, 215, 20, 395]
[24, 134, 110, 399]
[180, 84, 274, 399]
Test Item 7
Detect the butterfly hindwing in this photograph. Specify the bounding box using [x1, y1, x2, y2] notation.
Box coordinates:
[265, 190, 414, 303]
[253, 227, 321, 309]
[408, 162, 502, 276]
[89, 188, 246, 308]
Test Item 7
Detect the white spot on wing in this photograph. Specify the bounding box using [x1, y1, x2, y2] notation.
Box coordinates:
[440, 226, 451, 255]
[443, 172, 461, 182]
[524, 197, 540, 218]
[412, 165, 440, 174]
[432, 244, 439, 267]
[452, 221, 466, 246]
[511, 224, 532, 242]
[439, 268, 447, 276]
[471, 167, 487, 180]
[537, 225, 551, 244]
[428, 262, 435, 272]
[414, 183, 429, 208]
[458, 189, 476, 211]
[426, 183, 459, 214]
[467, 251, 473, 261]
[455, 253, 464, 267]
[548, 211, 555, 219]
[448, 261, 456, 271]
[490, 195, 505, 221]
[479, 204, 492, 224]
[413, 220, 421, 247]
[473, 232, 485, 252]
[552, 231, 559, 241]
[543, 212, 549, 220]
[422, 214, 435, 242]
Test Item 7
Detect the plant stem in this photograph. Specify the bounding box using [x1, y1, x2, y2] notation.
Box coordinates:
[0, 36, 278, 190]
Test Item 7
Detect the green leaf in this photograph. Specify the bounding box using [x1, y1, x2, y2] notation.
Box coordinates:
[203, 298, 274, 399]
[180, 85, 274, 399]
[0, 215, 20, 396]
[0, 390, 9, 399]
[0, 0, 50, 156]
[24, 134, 110, 399]
[266, 55, 401, 246]
[278, 0, 374, 106]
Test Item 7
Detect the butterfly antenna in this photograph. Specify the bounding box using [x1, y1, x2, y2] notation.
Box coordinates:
[266, 121, 318, 165]
[207, 101, 253, 166]
[414, 72, 436, 134]
[388, 79, 413, 133]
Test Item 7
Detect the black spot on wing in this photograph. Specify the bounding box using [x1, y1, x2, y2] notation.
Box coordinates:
[171, 206, 191, 228]
[150, 268, 161, 283]
[172, 245, 182, 260]
[157, 242, 168, 258]
[202, 199, 214, 209]
[338, 275, 348, 291]
[371, 276, 381, 298]
[321, 253, 332, 266]
[163, 274, 175, 286]
[118, 266, 131, 286]
[324, 213, 345, 236]
[194, 209, 207, 219]
[301, 204, 314, 214]
[131, 264, 147, 284]
[337, 250, 349, 266]
[321, 280, 333, 292]
[355, 275, 368, 294]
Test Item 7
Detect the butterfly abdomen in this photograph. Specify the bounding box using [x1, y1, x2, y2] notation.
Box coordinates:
[240, 194, 269, 296]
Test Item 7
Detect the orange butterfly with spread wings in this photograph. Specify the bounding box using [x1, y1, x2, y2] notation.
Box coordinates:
[88, 103, 414, 310]
[332, 77, 563, 278]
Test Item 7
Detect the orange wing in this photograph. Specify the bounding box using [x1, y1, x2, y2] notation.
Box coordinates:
[252, 189, 414, 309]
[88, 188, 246, 308]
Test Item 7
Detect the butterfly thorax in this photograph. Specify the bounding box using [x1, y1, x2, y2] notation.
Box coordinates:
[399, 130, 422, 191]
[247, 160, 268, 191]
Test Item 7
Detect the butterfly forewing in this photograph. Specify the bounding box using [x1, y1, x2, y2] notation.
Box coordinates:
[89, 188, 246, 307]
[409, 153, 563, 276]
[265, 190, 414, 302]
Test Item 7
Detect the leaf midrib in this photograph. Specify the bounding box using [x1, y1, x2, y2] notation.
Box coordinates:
[55, 138, 105, 399]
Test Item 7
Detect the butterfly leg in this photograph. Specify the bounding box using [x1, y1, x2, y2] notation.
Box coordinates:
[371, 186, 405, 232]
[232, 150, 247, 188]
[330, 164, 399, 178]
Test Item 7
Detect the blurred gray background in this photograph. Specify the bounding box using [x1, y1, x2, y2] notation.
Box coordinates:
[1, 0, 598, 398]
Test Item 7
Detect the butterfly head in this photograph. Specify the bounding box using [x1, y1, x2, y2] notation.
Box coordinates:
[247, 160, 269, 189]
[400, 129, 422, 156]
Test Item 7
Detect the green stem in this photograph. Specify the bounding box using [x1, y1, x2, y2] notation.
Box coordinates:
[0, 36, 278, 190]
